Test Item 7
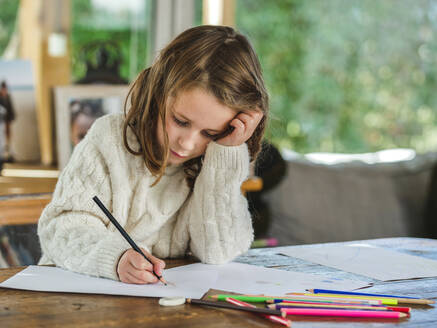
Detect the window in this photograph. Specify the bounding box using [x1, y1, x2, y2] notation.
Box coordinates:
[237, 0, 437, 153]
[194, 0, 203, 26]
[71, 0, 152, 82]
[0, 0, 19, 57]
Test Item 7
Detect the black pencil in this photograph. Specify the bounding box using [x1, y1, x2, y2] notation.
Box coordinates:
[187, 298, 286, 317]
[92, 196, 167, 285]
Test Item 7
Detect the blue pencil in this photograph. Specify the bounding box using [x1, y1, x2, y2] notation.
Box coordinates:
[308, 288, 418, 299]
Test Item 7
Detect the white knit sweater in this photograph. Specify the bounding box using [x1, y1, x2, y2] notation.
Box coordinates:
[38, 114, 254, 281]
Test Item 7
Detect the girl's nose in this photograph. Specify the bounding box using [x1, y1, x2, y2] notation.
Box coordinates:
[178, 131, 197, 151]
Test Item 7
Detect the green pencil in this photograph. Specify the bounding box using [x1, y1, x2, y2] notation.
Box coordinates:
[209, 295, 381, 305]
[210, 295, 269, 303]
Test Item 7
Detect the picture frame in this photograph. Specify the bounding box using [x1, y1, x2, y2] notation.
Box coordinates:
[0, 59, 39, 162]
[53, 85, 129, 169]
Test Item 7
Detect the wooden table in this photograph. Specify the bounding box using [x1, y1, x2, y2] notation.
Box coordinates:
[1, 237, 436, 327]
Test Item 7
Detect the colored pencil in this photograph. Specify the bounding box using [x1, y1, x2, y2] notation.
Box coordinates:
[273, 300, 382, 306]
[92, 196, 167, 285]
[251, 238, 278, 248]
[211, 294, 381, 305]
[186, 298, 285, 316]
[280, 307, 407, 319]
[268, 298, 381, 305]
[288, 293, 398, 305]
[308, 288, 435, 305]
[210, 295, 271, 302]
[269, 302, 411, 313]
[243, 294, 384, 303]
[226, 298, 292, 327]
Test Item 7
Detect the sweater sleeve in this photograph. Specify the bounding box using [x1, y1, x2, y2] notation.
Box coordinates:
[172, 142, 254, 264]
[37, 139, 134, 280]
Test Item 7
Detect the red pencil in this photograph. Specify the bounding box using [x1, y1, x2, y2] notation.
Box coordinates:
[269, 301, 411, 313]
[226, 297, 292, 327]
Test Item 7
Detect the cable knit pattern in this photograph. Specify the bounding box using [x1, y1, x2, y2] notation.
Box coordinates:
[38, 114, 254, 280]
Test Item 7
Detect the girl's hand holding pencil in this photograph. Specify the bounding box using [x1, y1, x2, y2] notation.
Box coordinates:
[117, 248, 166, 284]
[92, 196, 169, 285]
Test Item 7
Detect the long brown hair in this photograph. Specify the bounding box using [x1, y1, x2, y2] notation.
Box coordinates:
[123, 25, 269, 188]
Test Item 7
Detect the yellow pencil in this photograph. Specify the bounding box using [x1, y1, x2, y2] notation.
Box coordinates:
[307, 289, 436, 305]
[288, 293, 398, 305]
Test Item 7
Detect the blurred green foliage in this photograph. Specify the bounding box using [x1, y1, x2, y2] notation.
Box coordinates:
[0, 0, 19, 56]
[2, 0, 437, 154]
[237, 0, 437, 153]
[71, 0, 203, 82]
[71, 0, 150, 82]
[194, 0, 203, 26]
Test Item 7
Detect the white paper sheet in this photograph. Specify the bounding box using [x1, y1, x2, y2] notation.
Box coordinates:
[0, 263, 370, 298]
[170, 263, 370, 294]
[0, 265, 216, 299]
[279, 243, 437, 281]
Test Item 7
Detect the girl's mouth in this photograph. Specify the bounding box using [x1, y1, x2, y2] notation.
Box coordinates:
[171, 150, 187, 158]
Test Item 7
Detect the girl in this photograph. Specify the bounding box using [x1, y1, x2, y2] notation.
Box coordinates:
[38, 25, 268, 284]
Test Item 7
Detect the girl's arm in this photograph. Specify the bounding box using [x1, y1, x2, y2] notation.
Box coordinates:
[169, 141, 254, 264]
[38, 139, 132, 281]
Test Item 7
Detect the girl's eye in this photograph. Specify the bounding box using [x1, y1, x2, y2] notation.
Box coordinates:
[202, 131, 220, 140]
[173, 115, 189, 127]
[172, 114, 219, 139]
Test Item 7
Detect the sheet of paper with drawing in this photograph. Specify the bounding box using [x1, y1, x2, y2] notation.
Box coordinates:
[279, 243, 437, 281]
[0, 262, 370, 298]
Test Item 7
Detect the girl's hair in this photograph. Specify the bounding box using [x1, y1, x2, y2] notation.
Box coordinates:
[123, 25, 269, 188]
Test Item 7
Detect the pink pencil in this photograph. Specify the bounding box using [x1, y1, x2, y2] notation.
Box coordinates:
[226, 298, 292, 327]
[270, 302, 411, 313]
[281, 307, 407, 319]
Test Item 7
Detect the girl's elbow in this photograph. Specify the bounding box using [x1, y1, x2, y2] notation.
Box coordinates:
[200, 248, 245, 265]
[201, 254, 231, 265]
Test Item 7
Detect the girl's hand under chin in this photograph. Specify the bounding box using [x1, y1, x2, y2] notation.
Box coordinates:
[216, 110, 264, 147]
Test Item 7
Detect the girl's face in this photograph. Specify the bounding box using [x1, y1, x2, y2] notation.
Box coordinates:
[157, 88, 236, 165]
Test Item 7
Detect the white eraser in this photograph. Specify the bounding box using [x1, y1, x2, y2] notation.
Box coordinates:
[159, 296, 186, 306]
